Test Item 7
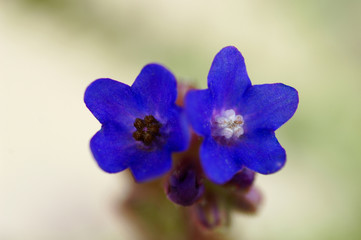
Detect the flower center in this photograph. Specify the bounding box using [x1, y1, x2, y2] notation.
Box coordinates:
[133, 115, 162, 146]
[212, 109, 244, 140]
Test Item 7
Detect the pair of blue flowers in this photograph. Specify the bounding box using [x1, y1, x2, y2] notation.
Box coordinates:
[84, 46, 299, 184]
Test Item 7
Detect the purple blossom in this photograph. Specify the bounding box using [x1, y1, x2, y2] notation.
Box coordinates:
[185, 46, 299, 184]
[84, 64, 190, 182]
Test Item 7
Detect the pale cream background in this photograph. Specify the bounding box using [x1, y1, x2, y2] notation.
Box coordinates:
[1, 0, 360, 239]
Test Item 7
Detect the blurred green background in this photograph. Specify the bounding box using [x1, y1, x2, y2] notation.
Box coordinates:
[1, 0, 360, 239]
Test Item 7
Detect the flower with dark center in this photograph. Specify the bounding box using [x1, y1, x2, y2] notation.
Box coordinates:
[84, 64, 190, 182]
[132, 116, 162, 146]
[185, 46, 299, 184]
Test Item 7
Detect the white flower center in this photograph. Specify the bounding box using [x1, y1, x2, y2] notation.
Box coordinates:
[212, 109, 244, 139]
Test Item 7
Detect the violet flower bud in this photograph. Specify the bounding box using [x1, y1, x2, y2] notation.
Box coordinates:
[192, 196, 223, 229]
[228, 168, 255, 191]
[166, 167, 204, 206]
[232, 186, 262, 214]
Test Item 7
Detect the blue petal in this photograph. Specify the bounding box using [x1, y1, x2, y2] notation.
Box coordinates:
[131, 64, 177, 115]
[207, 46, 251, 110]
[236, 130, 286, 174]
[185, 89, 214, 136]
[90, 123, 135, 173]
[240, 84, 299, 132]
[164, 107, 190, 152]
[84, 78, 144, 128]
[200, 137, 243, 184]
[129, 149, 172, 182]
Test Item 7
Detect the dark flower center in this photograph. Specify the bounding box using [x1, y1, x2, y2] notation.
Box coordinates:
[132, 115, 162, 146]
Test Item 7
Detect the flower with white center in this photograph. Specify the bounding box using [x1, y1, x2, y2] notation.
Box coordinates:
[212, 109, 244, 140]
[185, 46, 299, 184]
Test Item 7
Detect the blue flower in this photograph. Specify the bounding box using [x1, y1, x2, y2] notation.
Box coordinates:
[84, 64, 190, 182]
[185, 46, 299, 184]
